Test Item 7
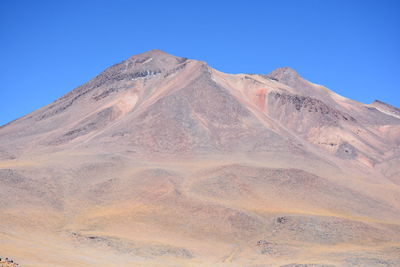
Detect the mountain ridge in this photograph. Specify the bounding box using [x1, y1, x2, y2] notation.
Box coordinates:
[1, 50, 399, 163]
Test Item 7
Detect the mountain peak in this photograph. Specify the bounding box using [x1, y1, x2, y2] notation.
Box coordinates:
[124, 49, 188, 72]
[267, 67, 302, 82]
[138, 49, 171, 57]
[129, 49, 181, 61]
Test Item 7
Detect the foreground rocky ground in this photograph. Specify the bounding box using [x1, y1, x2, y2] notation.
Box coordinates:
[0, 257, 20, 267]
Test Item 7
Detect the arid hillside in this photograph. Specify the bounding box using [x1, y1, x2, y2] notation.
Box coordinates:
[0, 50, 399, 267]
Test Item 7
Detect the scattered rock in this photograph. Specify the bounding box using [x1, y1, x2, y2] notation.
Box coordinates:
[0, 256, 20, 267]
[257, 240, 270, 246]
[277, 216, 288, 224]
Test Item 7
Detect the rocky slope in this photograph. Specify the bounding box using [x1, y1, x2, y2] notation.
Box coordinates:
[0, 50, 399, 267]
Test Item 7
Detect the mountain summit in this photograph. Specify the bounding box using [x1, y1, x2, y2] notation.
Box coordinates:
[0, 50, 399, 266]
[267, 66, 302, 81]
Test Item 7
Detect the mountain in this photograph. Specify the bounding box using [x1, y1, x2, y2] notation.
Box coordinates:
[0, 50, 399, 267]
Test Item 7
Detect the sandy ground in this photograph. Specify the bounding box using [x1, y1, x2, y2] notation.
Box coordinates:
[0, 150, 399, 267]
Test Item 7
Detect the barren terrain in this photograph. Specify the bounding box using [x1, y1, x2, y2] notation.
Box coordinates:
[0, 50, 399, 266]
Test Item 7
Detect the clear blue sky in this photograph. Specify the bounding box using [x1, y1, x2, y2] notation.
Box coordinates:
[1, 0, 399, 126]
